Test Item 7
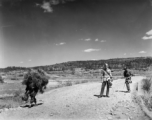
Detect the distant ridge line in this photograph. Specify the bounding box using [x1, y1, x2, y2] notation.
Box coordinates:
[1, 56, 152, 72]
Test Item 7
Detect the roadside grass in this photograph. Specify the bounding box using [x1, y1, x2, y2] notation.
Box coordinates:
[0, 88, 25, 109]
[141, 77, 152, 111]
[0, 96, 24, 109]
[64, 81, 73, 86]
[142, 78, 152, 93]
[0, 83, 25, 109]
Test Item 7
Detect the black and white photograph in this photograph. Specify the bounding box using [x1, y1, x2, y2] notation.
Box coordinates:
[0, 0, 152, 120]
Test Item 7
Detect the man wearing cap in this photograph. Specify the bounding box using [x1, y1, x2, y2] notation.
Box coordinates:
[123, 67, 132, 93]
[99, 63, 113, 98]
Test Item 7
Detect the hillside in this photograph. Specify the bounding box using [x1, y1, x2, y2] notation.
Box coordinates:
[33, 57, 152, 71]
[1, 57, 152, 72]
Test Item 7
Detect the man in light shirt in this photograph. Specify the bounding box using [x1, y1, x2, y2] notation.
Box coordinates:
[99, 63, 113, 98]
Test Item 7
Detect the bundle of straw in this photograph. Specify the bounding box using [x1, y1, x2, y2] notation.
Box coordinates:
[22, 69, 49, 93]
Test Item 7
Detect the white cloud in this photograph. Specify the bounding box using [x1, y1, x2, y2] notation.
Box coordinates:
[84, 48, 100, 53]
[95, 39, 99, 41]
[146, 29, 152, 35]
[142, 29, 152, 40]
[139, 51, 146, 54]
[84, 38, 91, 41]
[50, 0, 60, 5]
[56, 42, 66, 45]
[79, 38, 91, 41]
[142, 36, 152, 40]
[59, 42, 65, 45]
[100, 40, 106, 42]
[36, 0, 76, 13]
[37, 1, 53, 13]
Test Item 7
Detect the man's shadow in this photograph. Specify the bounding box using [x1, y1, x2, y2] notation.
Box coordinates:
[115, 90, 128, 93]
[94, 95, 106, 98]
[20, 102, 43, 108]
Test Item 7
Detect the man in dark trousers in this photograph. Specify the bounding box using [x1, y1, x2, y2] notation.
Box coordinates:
[99, 63, 113, 98]
[123, 67, 132, 93]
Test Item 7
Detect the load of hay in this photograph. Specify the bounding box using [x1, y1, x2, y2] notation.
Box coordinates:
[22, 69, 49, 93]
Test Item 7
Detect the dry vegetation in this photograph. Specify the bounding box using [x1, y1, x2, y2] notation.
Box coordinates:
[0, 84, 25, 109]
[141, 77, 152, 111]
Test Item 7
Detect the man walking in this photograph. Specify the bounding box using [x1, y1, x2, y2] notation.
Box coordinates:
[99, 63, 113, 98]
[123, 67, 132, 93]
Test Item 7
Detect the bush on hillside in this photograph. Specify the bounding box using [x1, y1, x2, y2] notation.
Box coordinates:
[0, 75, 4, 83]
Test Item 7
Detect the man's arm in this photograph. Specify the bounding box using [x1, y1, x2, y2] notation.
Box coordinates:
[107, 69, 113, 81]
[107, 69, 112, 77]
[129, 71, 133, 76]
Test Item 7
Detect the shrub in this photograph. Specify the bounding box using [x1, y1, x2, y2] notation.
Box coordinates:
[65, 81, 72, 86]
[0, 75, 4, 83]
[18, 74, 24, 77]
[140, 77, 152, 111]
[81, 80, 88, 83]
[75, 81, 80, 84]
[142, 78, 152, 93]
[11, 77, 19, 80]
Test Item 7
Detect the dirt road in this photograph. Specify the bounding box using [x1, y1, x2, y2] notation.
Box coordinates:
[0, 76, 150, 120]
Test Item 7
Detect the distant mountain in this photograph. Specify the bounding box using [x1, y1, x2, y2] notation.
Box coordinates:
[1, 57, 152, 72]
[33, 57, 152, 71]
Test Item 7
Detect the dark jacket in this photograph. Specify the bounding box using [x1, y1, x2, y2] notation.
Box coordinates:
[124, 70, 131, 78]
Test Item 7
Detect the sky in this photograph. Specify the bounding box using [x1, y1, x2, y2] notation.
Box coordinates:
[0, 0, 152, 68]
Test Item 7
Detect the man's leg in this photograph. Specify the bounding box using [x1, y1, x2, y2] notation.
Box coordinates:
[30, 93, 34, 104]
[126, 82, 130, 92]
[106, 81, 110, 97]
[100, 81, 106, 97]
